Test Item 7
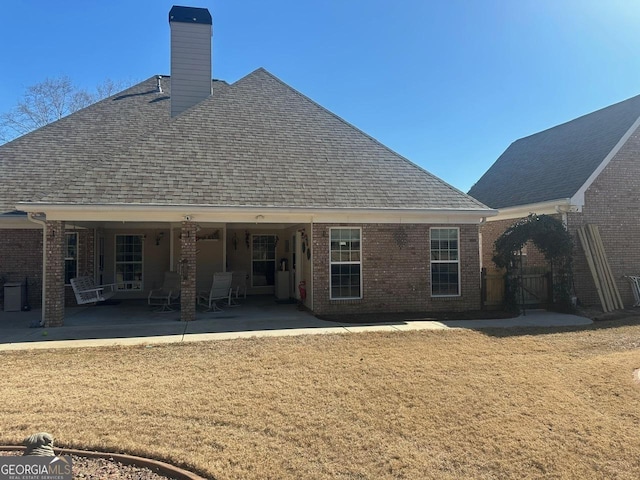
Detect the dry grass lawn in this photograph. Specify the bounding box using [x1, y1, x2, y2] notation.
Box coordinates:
[1, 318, 640, 479]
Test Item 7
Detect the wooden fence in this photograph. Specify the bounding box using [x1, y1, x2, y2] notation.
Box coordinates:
[481, 268, 552, 309]
[481, 268, 505, 309]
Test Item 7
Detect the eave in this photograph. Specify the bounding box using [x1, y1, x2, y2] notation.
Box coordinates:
[486, 199, 576, 222]
[16, 203, 497, 225]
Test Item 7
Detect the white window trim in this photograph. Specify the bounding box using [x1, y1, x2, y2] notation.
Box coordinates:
[114, 234, 145, 291]
[329, 227, 363, 301]
[64, 232, 78, 286]
[430, 227, 461, 297]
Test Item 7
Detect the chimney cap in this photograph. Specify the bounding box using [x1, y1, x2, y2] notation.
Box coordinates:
[169, 6, 212, 25]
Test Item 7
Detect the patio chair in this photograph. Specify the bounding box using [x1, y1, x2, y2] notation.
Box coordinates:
[230, 270, 247, 306]
[198, 272, 233, 312]
[148, 271, 181, 311]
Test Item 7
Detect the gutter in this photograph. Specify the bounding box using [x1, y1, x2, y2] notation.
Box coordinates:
[16, 203, 497, 225]
[0, 213, 41, 229]
[16, 202, 497, 216]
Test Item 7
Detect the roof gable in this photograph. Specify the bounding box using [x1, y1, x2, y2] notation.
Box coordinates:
[468, 94, 640, 209]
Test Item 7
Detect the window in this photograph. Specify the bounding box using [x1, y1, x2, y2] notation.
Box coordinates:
[330, 228, 361, 299]
[252, 234, 276, 287]
[64, 232, 78, 285]
[115, 235, 144, 291]
[430, 228, 460, 296]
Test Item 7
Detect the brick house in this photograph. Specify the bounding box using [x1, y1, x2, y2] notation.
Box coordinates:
[468, 93, 640, 308]
[0, 6, 494, 326]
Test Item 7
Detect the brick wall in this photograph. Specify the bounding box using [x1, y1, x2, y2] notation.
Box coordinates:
[565, 125, 640, 308]
[0, 228, 43, 309]
[480, 218, 514, 272]
[311, 223, 481, 315]
[0, 227, 97, 309]
[44, 220, 65, 327]
[180, 221, 197, 321]
[64, 229, 95, 306]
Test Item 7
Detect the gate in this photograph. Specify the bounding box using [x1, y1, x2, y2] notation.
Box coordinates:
[481, 268, 505, 309]
[517, 271, 551, 307]
[482, 267, 551, 309]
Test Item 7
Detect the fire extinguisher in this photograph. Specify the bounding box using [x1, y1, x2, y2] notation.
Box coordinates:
[298, 280, 307, 301]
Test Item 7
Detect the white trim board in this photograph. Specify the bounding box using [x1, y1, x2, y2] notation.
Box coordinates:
[485, 199, 574, 222]
[15, 204, 496, 225]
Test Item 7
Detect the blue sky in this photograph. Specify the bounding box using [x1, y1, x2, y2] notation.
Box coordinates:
[2, 1, 640, 193]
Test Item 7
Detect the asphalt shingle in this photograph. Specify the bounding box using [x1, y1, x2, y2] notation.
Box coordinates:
[1, 68, 488, 213]
[468, 94, 640, 209]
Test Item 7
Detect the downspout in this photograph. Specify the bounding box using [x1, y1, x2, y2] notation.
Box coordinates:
[309, 216, 314, 313]
[222, 224, 227, 272]
[170, 225, 175, 271]
[554, 205, 572, 229]
[478, 216, 487, 271]
[27, 213, 46, 325]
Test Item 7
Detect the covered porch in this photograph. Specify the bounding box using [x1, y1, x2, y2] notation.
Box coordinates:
[21, 204, 316, 327]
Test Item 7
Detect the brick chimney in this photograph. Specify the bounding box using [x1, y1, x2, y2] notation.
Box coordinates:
[168, 6, 213, 117]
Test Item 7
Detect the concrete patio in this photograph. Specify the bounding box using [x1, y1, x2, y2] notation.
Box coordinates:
[0, 296, 594, 351]
[0, 296, 328, 344]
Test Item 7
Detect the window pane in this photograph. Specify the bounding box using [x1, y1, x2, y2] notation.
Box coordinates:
[66, 235, 77, 258]
[330, 264, 361, 298]
[64, 259, 76, 284]
[430, 228, 459, 296]
[253, 261, 275, 286]
[330, 228, 362, 299]
[431, 263, 459, 296]
[115, 235, 144, 290]
[64, 233, 78, 284]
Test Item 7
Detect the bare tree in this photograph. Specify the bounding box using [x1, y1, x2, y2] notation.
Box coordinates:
[0, 76, 129, 143]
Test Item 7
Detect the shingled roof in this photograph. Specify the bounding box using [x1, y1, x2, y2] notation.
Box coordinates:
[468, 94, 640, 209]
[1, 68, 488, 214]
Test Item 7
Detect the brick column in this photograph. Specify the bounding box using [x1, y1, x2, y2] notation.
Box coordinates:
[180, 220, 197, 321]
[44, 220, 65, 327]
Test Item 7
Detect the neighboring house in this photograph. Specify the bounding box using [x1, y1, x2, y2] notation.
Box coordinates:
[469, 93, 640, 308]
[0, 6, 494, 326]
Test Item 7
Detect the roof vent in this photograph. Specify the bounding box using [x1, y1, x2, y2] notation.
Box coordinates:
[168, 6, 213, 117]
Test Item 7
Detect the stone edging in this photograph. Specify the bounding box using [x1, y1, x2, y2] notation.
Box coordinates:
[0, 445, 207, 480]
